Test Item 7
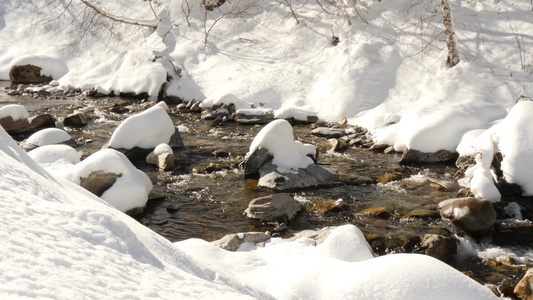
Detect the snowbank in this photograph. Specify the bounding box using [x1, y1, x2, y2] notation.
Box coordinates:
[28, 144, 80, 176]
[459, 101, 533, 200]
[249, 119, 315, 173]
[108, 102, 175, 149]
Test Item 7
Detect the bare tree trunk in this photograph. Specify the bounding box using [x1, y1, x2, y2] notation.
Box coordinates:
[441, 0, 459, 67]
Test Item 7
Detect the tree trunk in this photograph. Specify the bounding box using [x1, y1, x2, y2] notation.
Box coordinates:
[441, 0, 459, 67]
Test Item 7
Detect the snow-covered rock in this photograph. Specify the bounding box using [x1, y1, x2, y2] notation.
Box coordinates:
[146, 143, 174, 171]
[108, 102, 175, 150]
[22, 128, 74, 149]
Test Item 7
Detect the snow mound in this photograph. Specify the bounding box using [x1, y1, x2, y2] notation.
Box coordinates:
[26, 128, 71, 147]
[249, 119, 315, 173]
[11, 54, 68, 79]
[28, 144, 80, 176]
[108, 102, 174, 149]
[176, 224, 498, 300]
[0, 104, 29, 120]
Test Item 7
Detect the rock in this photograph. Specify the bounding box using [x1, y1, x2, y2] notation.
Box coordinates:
[307, 116, 319, 123]
[514, 268, 533, 300]
[185, 99, 198, 109]
[9, 64, 52, 84]
[146, 152, 174, 171]
[402, 209, 440, 219]
[28, 114, 55, 130]
[0, 116, 31, 134]
[212, 232, 271, 251]
[360, 207, 391, 218]
[257, 161, 340, 191]
[369, 143, 389, 153]
[420, 234, 457, 262]
[327, 138, 349, 152]
[79, 171, 122, 197]
[64, 113, 88, 127]
[244, 193, 302, 222]
[377, 173, 404, 184]
[168, 126, 184, 148]
[190, 102, 202, 113]
[201, 109, 230, 120]
[400, 149, 458, 165]
[243, 147, 273, 177]
[234, 112, 274, 124]
[311, 127, 345, 138]
[492, 221, 533, 246]
[438, 197, 497, 239]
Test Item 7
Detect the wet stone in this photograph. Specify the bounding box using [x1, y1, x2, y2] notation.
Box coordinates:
[311, 127, 345, 138]
[244, 193, 302, 222]
[360, 207, 391, 219]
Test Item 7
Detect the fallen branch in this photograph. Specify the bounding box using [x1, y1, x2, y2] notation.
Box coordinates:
[80, 0, 158, 29]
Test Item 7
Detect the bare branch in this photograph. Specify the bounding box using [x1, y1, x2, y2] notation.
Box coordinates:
[79, 0, 158, 29]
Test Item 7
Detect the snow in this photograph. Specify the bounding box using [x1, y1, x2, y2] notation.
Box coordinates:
[458, 101, 533, 200]
[108, 102, 175, 149]
[248, 119, 315, 172]
[1, 0, 533, 297]
[0, 104, 29, 120]
[0, 126, 500, 299]
[153, 143, 173, 155]
[26, 128, 72, 147]
[28, 144, 80, 176]
[10, 54, 68, 79]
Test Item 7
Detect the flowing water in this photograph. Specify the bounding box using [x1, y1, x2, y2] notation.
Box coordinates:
[1, 81, 530, 297]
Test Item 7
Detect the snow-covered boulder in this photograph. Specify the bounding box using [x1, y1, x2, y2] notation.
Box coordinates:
[28, 144, 80, 176]
[63, 149, 153, 214]
[0, 104, 31, 134]
[108, 102, 175, 150]
[9, 55, 68, 83]
[21, 128, 75, 150]
[243, 119, 337, 190]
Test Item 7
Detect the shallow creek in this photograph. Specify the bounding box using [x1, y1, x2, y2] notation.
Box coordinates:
[1, 82, 530, 297]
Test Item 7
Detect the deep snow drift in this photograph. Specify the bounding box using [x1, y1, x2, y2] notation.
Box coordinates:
[0, 126, 498, 299]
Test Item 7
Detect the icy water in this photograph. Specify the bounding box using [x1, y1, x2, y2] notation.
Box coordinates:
[1, 81, 530, 297]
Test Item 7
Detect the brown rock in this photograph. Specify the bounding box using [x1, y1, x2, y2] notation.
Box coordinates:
[64, 113, 88, 127]
[420, 234, 457, 262]
[146, 151, 174, 171]
[28, 114, 55, 130]
[515, 268, 533, 300]
[79, 171, 122, 197]
[438, 197, 496, 239]
[212, 232, 271, 251]
[244, 193, 302, 222]
[0, 116, 31, 134]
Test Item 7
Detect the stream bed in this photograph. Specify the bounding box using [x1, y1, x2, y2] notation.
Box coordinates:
[2, 81, 531, 298]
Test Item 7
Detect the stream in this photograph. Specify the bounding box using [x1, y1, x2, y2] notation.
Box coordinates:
[2, 81, 531, 298]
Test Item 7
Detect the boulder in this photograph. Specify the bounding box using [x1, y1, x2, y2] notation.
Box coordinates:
[327, 138, 349, 152]
[400, 149, 458, 165]
[420, 234, 457, 262]
[243, 147, 273, 177]
[168, 126, 184, 148]
[64, 113, 88, 127]
[0, 116, 31, 134]
[233, 112, 274, 124]
[79, 171, 122, 197]
[311, 127, 345, 138]
[212, 232, 271, 251]
[28, 114, 55, 130]
[244, 193, 302, 222]
[492, 221, 533, 246]
[257, 161, 340, 191]
[438, 197, 497, 239]
[146, 152, 174, 171]
[515, 268, 533, 300]
[9, 64, 52, 84]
